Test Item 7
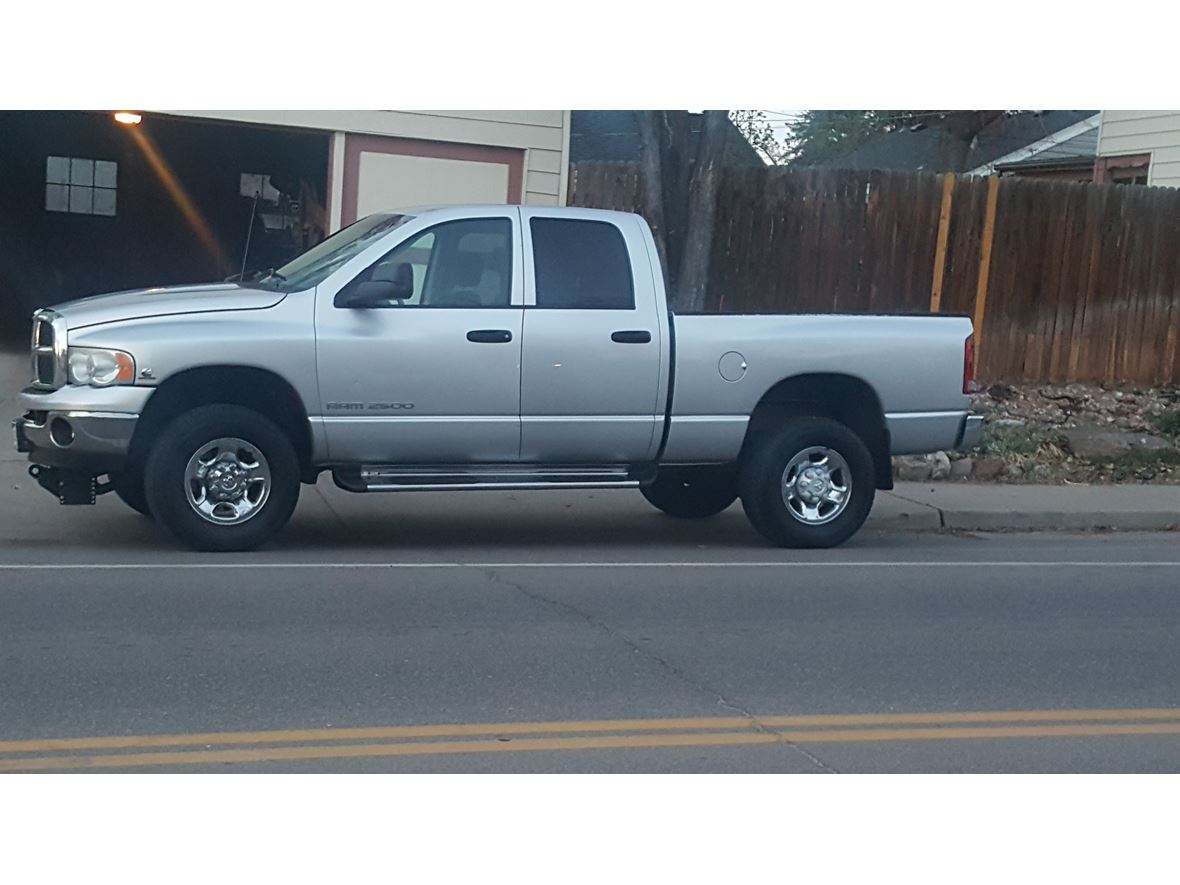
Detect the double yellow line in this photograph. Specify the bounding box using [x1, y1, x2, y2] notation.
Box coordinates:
[3, 707, 1180, 772]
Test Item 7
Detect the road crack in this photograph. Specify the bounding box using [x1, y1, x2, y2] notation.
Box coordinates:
[481, 568, 838, 773]
[885, 490, 947, 528]
[313, 486, 348, 527]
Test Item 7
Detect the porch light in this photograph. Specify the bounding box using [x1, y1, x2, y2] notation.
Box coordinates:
[113, 111, 142, 126]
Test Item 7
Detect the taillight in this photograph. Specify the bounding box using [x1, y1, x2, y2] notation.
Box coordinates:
[963, 334, 976, 394]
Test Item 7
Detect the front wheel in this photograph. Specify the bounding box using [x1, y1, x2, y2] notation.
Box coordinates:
[111, 467, 152, 517]
[738, 417, 876, 548]
[144, 404, 300, 552]
[641, 467, 737, 518]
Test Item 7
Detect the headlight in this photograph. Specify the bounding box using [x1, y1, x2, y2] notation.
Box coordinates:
[67, 347, 136, 386]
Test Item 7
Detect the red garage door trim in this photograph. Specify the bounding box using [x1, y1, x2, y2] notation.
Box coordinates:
[340, 133, 525, 225]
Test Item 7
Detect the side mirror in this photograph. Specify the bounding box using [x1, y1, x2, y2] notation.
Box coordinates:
[335, 280, 398, 309]
[388, 262, 415, 300]
[335, 262, 415, 308]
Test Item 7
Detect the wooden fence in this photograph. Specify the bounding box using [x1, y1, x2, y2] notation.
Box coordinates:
[568, 162, 1180, 385]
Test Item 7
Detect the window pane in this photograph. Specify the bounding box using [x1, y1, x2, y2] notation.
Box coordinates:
[425, 219, 512, 307]
[351, 218, 513, 309]
[46, 156, 70, 184]
[69, 186, 93, 214]
[93, 187, 117, 216]
[275, 212, 412, 290]
[70, 158, 94, 186]
[45, 183, 69, 212]
[94, 160, 118, 189]
[530, 218, 634, 310]
[368, 231, 435, 305]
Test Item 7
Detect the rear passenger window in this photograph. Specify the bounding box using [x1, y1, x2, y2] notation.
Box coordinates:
[530, 218, 634, 310]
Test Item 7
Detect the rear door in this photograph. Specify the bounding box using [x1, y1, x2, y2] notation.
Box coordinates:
[519, 210, 666, 463]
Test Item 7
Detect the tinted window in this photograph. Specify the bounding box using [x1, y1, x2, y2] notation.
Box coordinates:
[530, 218, 634, 310]
[341, 218, 513, 308]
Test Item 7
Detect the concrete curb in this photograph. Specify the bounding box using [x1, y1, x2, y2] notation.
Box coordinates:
[868, 494, 942, 531]
[882, 483, 1180, 533]
[940, 511, 1180, 532]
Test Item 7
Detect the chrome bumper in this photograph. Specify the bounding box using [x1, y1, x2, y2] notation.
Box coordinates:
[13, 409, 138, 471]
[956, 414, 983, 451]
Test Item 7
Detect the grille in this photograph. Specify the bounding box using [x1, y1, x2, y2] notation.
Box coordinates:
[31, 312, 64, 389]
[35, 352, 55, 384]
[34, 317, 54, 349]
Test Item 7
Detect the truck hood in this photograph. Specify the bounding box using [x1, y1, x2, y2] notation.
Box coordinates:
[50, 283, 288, 329]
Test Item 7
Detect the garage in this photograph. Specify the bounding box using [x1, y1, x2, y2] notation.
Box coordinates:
[0, 110, 570, 345]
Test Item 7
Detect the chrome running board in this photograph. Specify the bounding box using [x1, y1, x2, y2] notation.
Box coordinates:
[332, 464, 648, 493]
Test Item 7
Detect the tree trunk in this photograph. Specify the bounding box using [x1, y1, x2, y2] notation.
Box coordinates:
[660, 111, 693, 290]
[674, 110, 728, 313]
[635, 111, 670, 287]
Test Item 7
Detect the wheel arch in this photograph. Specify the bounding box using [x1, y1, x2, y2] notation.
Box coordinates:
[129, 365, 315, 481]
[740, 372, 893, 490]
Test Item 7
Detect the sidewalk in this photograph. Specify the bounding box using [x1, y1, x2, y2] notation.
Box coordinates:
[878, 482, 1180, 532]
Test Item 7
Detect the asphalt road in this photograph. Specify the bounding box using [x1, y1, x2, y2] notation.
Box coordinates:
[2, 457, 1179, 772]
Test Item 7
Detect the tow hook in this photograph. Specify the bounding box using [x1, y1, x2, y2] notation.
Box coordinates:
[28, 464, 106, 505]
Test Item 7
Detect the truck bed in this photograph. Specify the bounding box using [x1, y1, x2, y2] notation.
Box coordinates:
[662, 313, 975, 462]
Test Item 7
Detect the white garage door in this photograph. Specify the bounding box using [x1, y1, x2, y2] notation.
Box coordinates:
[356, 152, 510, 216]
[338, 134, 525, 227]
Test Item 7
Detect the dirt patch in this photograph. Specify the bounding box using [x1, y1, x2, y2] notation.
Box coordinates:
[895, 382, 1180, 484]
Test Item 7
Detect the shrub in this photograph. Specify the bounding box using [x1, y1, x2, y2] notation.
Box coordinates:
[973, 423, 1066, 459]
[1151, 410, 1180, 438]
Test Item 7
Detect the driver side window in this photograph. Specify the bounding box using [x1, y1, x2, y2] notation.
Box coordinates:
[339, 217, 513, 308]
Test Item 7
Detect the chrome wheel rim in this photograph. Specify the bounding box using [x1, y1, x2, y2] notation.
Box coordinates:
[184, 437, 271, 525]
[781, 446, 851, 525]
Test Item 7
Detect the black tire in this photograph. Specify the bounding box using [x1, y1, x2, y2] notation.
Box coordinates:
[738, 416, 876, 548]
[111, 467, 152, 517]
[641, 467, 738, 519]
[143, 404, 300, 552]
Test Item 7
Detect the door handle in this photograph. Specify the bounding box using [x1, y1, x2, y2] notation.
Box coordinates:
[611, 330, 652, 344]
[467, 329, 513, 343]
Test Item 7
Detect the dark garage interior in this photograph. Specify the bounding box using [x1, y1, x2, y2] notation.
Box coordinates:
[0, 110, 330, 344]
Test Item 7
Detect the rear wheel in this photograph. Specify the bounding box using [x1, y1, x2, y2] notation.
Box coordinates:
[738, 417, 875, 548]
[144, 404, 300, 552]
[641, 467, 738, 519]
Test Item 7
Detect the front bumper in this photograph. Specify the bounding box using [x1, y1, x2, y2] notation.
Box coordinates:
[14, 382, 151, 473]
[956, 414, 983, 451]
[13, 409, 138, 474]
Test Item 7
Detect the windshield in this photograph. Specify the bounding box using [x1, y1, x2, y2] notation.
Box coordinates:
[259, 213, 413, 290]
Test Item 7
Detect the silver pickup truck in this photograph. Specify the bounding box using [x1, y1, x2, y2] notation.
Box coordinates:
[13, 205, 981, 551]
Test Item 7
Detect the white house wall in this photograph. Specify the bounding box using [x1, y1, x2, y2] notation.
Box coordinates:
[155, 109, 570, 209]
[1098, 110, 1180, 187]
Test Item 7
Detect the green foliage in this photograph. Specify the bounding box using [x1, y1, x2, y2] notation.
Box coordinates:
[782, 110, 1009, 165]
[1105, 448, 1180, 482]
[972, 423, 1065, 459]
[729, 111, 785, 164]
[1150, 409, 1180, 437]
[783, 111, 887, 164]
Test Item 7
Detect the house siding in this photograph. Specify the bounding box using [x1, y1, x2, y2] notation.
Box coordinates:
[1098, 110, 1180, 187]
[154, 110, 569, 205]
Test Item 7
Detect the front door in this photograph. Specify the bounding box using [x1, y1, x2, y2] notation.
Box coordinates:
[315, 211, 524, 464]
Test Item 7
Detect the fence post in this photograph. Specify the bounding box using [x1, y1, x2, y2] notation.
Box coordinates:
[973, 176, 1001, 357]
[929, 173, 955, 312]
